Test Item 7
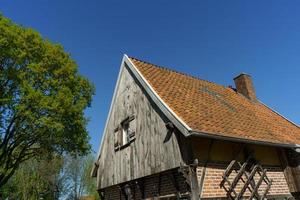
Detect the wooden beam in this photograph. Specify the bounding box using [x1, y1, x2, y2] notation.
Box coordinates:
[169, 171, 181, 198]
[189, 166, 200, 200]
[180, 165, 200, 200]
[97, 190, 104, 199]
[135, 179, 145, 199]
[124, 184, 133, 200]
[261, 179, 273, 200]
[158, 173, 162, 196]
[236, 165, 259, 199]
[248, 169, 266, 200]
[278, 148, 300, 199]
[157, 192, 189, 199]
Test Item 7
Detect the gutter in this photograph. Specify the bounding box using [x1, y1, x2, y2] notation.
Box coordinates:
[188, 130, 300, 150]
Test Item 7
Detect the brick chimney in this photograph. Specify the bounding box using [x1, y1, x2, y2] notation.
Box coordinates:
[233, 73, 256, 101]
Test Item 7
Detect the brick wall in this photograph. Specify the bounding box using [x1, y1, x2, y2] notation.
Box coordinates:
[100, 168, 188, 200]
[197, 164, 291, 199]
[100, 164, 291, 199]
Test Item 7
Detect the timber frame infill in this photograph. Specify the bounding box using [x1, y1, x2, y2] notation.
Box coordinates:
[97, 163, 293, 200]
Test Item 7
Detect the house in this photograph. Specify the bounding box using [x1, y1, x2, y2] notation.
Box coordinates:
[92, 55, 300, 200]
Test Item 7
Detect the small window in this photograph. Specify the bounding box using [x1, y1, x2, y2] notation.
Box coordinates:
[114, 115, 136, 151]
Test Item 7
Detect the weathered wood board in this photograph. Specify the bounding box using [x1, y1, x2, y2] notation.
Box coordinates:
[96, 64, 184, 189]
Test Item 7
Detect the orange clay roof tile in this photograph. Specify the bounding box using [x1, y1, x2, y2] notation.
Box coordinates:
[129, 57, 300, 146]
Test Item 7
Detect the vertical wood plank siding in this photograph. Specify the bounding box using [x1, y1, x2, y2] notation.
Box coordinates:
[97, 65, 184, 189]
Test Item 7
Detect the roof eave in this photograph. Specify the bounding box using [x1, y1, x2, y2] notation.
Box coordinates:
[189, 130, 300, 149]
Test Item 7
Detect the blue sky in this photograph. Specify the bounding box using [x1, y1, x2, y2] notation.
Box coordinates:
[1, 0, 300, 152]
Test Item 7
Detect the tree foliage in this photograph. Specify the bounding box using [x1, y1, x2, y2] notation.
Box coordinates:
[0, 156, 65, 199]
[0, 14, 94, 187]
[0, 154, 99, 200]
[82, 155, 99, 199]
[64, 154, 99, 200]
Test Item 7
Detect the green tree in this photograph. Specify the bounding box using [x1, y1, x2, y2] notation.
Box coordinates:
[0, 14, 94, 187]
[64, 153, 99, 200]
[82, 154, 99, 199]
[0, 156, 65, 199]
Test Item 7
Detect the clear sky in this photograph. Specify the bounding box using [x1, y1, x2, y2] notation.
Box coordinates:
[1, 0, 300, 152]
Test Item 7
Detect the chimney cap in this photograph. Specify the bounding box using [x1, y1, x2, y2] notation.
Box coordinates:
[233, 72, 251, 80]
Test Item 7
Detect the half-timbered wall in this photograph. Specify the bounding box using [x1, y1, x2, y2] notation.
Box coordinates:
[96, 64, 184, 189]
[191, 138, 292, 199]
[197, 164, 291, 199]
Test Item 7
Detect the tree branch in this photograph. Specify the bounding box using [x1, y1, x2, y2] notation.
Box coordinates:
[0, 115, 17, 150]
[0, 140, 37, 187]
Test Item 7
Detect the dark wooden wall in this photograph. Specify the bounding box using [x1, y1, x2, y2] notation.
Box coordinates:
[96, 64, 184, 189]
[191, 137, 282, 166]
[279, 148, 300, 199]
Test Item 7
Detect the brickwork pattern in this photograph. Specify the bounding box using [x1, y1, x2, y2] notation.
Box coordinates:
[234, 74, 256, 101]
[198, 164, 291, 199]
[101, 168, 188, 200]
[100, 165, 291, 199]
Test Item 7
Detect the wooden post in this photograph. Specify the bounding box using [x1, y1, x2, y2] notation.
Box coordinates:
[97, 190, 104, 199]
[158, 173, 162, 197]
[135, 179, 145, 199]
[169, 171, 181, 199]
[124, 184, 133, 200]
[279, 148, 300, 199]
[189, 166, 200, 200]
[180, 165, 200, 200]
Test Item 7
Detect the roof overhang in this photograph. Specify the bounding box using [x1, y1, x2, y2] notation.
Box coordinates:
[189, 131, 300, 149]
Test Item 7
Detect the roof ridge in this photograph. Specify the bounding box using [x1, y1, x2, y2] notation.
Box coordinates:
[128, 56, 230, 90]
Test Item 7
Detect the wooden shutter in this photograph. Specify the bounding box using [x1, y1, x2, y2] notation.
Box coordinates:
[114, 125, 122, 148]
[118, 127, 123, 146]
[114, 129, 119, 148]
[128, 116, 136, 141]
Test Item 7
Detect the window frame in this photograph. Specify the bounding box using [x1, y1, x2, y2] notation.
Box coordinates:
[114, 115, 136, 151]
